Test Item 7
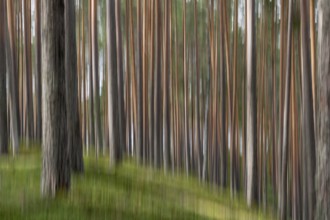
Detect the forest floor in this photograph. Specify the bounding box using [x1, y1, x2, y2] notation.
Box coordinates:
[0, 145, 275, 220]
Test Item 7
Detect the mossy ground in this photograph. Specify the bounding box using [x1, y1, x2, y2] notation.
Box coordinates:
[0, 146, 275, 219]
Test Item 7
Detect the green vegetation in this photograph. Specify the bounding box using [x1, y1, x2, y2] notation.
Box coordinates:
[0, 147, 274, 219]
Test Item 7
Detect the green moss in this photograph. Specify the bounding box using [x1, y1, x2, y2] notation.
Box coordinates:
[0, 148, 274, 219]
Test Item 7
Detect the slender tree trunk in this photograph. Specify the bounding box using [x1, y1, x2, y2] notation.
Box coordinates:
[194, 0, 202, 180]
[65, 0, 84, 172]
[246, 0, 258, 206]
[35, 0, 42, 141]
[115, 0, 126, 157]
[125, 0, 131, 156]
[23, 0, 33, 140]
[231, 0, 239, 195]
[91, 0, 102, 157]
[88, 0, 95, 147]
[41, 0, 70, 197]
[279, 0, 293, 218]
[107, 0, 121, 167]
[0, 0, 8, 155]
[183, 0, 190, 175]
[300, 0, 317, 219]
[81, 0, 87, 149]
[128, 0, 137, 159]
[316, 0, 330, 218]
[219, 0, 227, 188]
[148, 0, 155, 165]
[5, 0, 19, 155]
[310, 0, 316, 129]
[137, 0, 143, 163]
[278, 0, 287, 199]
[162, 0, 170, 171]
[271, 0, 277, 201]
[154, 0, 162, 168]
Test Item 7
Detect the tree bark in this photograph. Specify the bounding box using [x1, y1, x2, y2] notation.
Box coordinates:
[35, 0, 42, 140]
[194, 0, 202, 180]
[316, 0, 330, 218]
[0, 0, 8, 155]
[279, 0, 293, 218]
[154, 0, 162, 168]
[183, 0, 190, 175]
[115, 0, 126, 158]
[136, 0, 143, 164]
[5, 0, 19, 155]
[91, 0, 103, 157]
[246, 0, 258, 206]
[88, 0, 95, 148]
[23, 0, 33, 140]
[219, 0, 227, 188]
[107, 0, 121, 167]
[65, 0, 84, 173]
[300, 0, 316, 219]
[41, 0, 70, 197]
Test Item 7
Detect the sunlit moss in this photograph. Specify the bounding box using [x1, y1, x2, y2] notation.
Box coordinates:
[0, 147, 275, 219]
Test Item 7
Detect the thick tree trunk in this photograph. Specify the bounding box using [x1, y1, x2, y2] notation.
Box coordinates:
[246, 0, 258, 206]
[41, 0, 70, 197]
[107, 0, 121, 167]
[65, 0, 84, 173]
[0, 0, 8, 154]
[316, 1, 330, 218]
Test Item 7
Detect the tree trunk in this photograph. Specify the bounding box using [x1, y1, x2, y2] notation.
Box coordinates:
[35, 0, 42, 140]
[107, 0, 121, 167]
[23, 0, 33, 140]
[183, 0, 190, 175]
[231, 0, 239, 195]
[310, 0, 316, 130]
[65, 0, 84, 173]
[88, 0, 95, 148]
[300, 0, 317, 219]
[154, 0, 162, 168]
[5, 0, 19, 155]
[79, 0, 87, 150]
[219, 0, 227, 188]
[162, 0, 170, 171]
[279, 0, 293, 218]
[194, 0, 202, 180]
[246, 0, 258, 206]
[91, 0, 102, 157]
[316, 0, 330, 218]
[0, 0, 8, 155]
[115, 0, 126, 158]
[41, 0, 70, 197]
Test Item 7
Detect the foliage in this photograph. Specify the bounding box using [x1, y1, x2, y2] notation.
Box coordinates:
[0, 147, 274, 220]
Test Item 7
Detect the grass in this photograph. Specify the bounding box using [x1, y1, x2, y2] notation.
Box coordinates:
[0, 146, 275, 219]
